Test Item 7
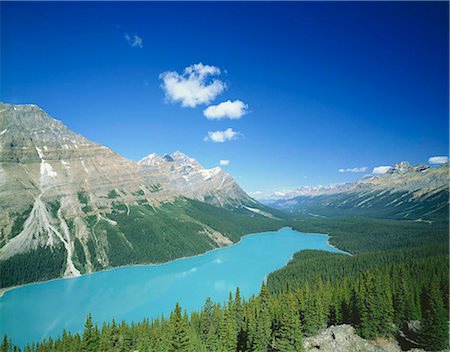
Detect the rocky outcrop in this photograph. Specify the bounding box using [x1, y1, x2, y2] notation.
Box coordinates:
[304, 325, 384, 352]
[304, 325, 426, 352]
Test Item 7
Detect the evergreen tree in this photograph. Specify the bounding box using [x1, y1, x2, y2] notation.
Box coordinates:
[393, 266, 413, 327]
[234, 287, 246, 351]
[119, 321, 132, 352]
[234, 287, 244, 329]
[275, 295, 304, 352]
[372, 271, 395, 337]
[110, 318, 121, 351]
[419, 280, 449, 351]
[200, 297, 215, 342]
[252, 282, 272, 351]
[1, 336, 8, 352]
[98, 322, 113, 352]
[169, 303, 190, 352]
[219, 305, 237, 351]
[81, 314, 98, 352]
[356, 271, 395, 339]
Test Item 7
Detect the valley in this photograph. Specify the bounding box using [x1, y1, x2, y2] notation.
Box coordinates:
[0, 103, 448, 351]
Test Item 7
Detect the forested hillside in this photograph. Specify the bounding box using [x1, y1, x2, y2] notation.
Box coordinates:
[2, 214, 448, 351]
[0, 198, 284, 288]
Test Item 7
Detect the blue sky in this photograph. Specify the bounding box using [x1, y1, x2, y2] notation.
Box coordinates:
[1, 2, 448, 195]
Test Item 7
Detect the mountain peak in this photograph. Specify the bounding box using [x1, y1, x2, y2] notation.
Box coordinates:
[1, 102, 41, 112]
[137, 153, 163, 167]
[171, 150, 187, 158]
[0, 102, 100, 163]
[387, 161, 412, 175]
[162, 153, 174, 162]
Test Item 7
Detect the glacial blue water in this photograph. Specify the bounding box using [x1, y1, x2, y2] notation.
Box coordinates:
[0, 227, 345, 346]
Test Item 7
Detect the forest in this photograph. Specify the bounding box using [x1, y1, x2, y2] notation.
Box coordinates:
[1, 214, 448, 351]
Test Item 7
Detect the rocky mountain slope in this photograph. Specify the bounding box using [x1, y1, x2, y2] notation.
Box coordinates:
[0, 103, 279, 288]
[263, 162, 449, 221]
[138, 151, 254, 208]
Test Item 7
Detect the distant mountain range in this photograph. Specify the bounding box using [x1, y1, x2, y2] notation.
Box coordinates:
[262, 161, 449, 221]
[0, 103, 279, 288]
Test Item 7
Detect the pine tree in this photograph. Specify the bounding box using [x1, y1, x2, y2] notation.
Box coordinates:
[119, 321, 132, 352]
[419, 280, 448, 351]
[219, 305, 237, 351]
[1, 336, 8, 352]
[200, 297, 220, 350]
[355, 271, 395, 339]
[393, 266, 412, 327]
[81, 313, 98, 352]
[111, 318, 121, 351]
[275, 295, 304, 352]
[234, 287, 244, 329]
[373, 270, 395, 337]
[252, 282, 272, 351]
[169, 303, 190, 352]
[234, 287, 246, 351]
[200, 297, 215, 342]
[98, 322, 112, 352]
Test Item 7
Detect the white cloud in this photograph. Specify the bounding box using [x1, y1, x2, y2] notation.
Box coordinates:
[203, 100, 248, 120]
[372, 166, 391, 175]
[124, 33, 143, 48]
[204, 128, 241, 143]
[428, 156, 449, 164]
[338, 167, 368, 173]
[160, 63, 225, 108]
[219, 159, 230, 166]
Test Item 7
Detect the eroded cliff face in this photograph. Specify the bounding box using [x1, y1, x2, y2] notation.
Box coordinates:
[0, 103, 269, 285]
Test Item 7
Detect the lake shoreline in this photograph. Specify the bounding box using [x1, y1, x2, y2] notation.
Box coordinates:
[1, 227, 345, 348]
[1, 226, 331, 298]
[0, 227, 348, 299]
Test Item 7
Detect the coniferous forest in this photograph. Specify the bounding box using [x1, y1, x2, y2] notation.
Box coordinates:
[1, 215, 448, 352]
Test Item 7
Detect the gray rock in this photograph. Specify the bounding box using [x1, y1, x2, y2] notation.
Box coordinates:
[304, 325, 393, 352]
[303, 325, 433, 352]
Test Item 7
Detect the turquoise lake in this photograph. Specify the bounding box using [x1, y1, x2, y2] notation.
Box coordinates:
[0, 227, 345, 346]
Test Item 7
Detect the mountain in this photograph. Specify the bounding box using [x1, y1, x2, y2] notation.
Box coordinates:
[138, 151, 254, 208]
[0, 103, 280, 288]
[262, 161, 449, 221]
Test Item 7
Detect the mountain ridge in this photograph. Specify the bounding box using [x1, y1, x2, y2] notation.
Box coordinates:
[262, 161, 449, 221]
[0, 103, 280, 288]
